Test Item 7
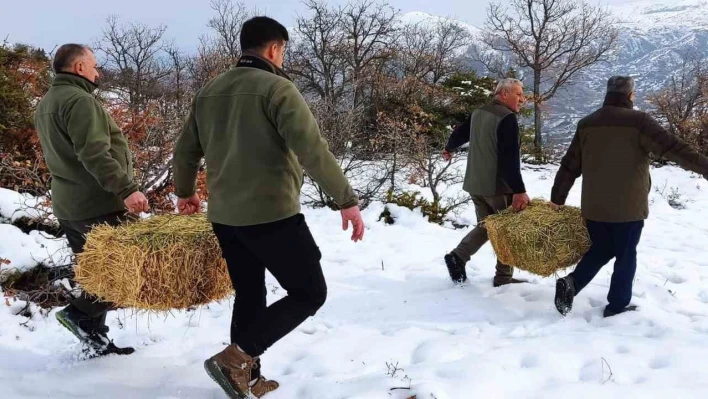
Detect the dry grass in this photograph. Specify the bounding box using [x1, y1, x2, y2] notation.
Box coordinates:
[484, 199, 591, 277]
[74, 214, 232, 311]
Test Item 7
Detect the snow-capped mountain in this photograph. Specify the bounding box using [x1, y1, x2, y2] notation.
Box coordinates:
[404, 0, 708, 141]
[399, 11, 481, 35]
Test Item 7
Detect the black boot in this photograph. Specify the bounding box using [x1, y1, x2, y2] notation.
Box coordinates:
[603, 305, 638, 318]
[56, 306, 134, 357]
[444, 253, 467, 284]
[555, 275, 575, 316]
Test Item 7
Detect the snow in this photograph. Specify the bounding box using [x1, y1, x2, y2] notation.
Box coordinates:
[612, 0, 708, 30]
[0, 189, 69, 275]
[400, 11, 481, 37]
[2, 163, 708, 398]
[0, 187, 48, 223]
[0, 225, 70, 273]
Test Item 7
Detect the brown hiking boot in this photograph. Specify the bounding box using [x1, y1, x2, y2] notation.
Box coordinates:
[250, 376, 280, 397]
[493, 277, 527, 287]
[204, 345, 256, 398]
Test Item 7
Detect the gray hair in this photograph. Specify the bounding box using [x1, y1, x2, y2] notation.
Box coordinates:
[494, 78, 523, 95]
[606, 75, 635, 95]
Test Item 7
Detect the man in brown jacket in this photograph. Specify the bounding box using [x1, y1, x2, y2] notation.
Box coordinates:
[552, 76, 708, 318]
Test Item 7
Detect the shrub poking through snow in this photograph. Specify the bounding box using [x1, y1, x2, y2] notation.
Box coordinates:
[1, 265, 73, 308]
[380, 190, 452, 225]
[484, 199, 591, 277]
[74, 214, 232, 311]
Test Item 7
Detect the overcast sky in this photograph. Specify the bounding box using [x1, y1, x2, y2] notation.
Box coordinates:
[2, 0, 635, 53]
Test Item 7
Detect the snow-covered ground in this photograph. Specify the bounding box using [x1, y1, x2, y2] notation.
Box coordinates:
[2, 163, 708, 398]
[0, 188, 70, 273]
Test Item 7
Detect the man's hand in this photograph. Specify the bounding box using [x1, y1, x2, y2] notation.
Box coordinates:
[549, 202, 560, 210]
[442, 149, 453, 162]
[512, 193, 530, 212]
[177, 194, 201, 215]
[124, 191, 149, 214]
[341, 206, 365, 242]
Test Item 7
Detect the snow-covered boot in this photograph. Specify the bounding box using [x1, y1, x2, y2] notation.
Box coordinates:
[444, 253, 467, 284]
[55, 306, 134, 357]
[555, 275, 576, 316]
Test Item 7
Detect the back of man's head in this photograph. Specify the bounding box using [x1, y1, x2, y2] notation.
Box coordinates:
[240, 16, 289, 52]
[53, 44, 90, 73]
[606, 75, 635, 96]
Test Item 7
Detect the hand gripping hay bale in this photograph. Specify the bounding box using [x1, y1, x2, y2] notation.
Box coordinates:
[483, 199, 591, 277]
[74, 214, 232, 311]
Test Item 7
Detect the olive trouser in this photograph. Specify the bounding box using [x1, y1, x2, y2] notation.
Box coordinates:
[452, 194, 514, 283]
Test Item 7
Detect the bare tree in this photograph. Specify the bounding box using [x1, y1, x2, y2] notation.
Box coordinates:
[186, 0, 252, 91]
[429, 20, 472, 84]
[94, 16, 188, 211]
[96, 15, 171, 109]
[340, 0, 399, 107]
[207, 0, 251, 63]
[393, 22, 436, 80]
[648, 53, 708, 156]
[479, 0, 618, 149]
[187, 36, 228, 90]
[301, 99, 391, 210]
[288, 0, 348, 103]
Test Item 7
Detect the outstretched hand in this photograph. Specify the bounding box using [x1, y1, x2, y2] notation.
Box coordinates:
[341, 206, 365, 242]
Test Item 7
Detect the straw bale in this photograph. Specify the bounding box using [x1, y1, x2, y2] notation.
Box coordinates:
[484, 199, 590, 277]
[74, 214, 232, 311]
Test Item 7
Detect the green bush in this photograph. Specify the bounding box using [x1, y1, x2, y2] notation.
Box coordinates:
[379, 190, 449, 225]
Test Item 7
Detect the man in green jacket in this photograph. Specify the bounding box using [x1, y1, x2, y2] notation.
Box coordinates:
[35, 44, 148, 356]
[442, 78, 530, 287]
[172, 17, 365, 398]
[552, 76, 708, 318]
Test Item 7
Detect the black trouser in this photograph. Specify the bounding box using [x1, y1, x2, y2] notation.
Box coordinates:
[212, 214, 327, 357]
[58, 211, 133, 327]
[571, 220, 644, 312]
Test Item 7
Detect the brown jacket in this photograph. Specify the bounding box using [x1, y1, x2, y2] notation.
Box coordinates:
[551, 93, 708, 223]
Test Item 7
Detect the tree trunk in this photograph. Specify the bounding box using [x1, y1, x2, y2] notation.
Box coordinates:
[533, 69, 543, 150]
[391, 138, 397, 194]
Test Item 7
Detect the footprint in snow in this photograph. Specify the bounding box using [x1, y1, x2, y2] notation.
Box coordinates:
[649, 356, 671, 370]
[520, 354, 539, 368]
[616, 345, 631, 354]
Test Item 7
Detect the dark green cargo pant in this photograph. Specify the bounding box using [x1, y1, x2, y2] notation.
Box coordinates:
[452, 194, 515, 284]
[58, 211, 135, 324]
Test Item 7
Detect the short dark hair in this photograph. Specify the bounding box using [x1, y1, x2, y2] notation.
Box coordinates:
[606, 75, 635, 95]
[239, 16, 289, 52]
[53, 43, 91, 72]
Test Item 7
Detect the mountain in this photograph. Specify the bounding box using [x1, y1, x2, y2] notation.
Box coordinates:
[402, 0, 708, 142]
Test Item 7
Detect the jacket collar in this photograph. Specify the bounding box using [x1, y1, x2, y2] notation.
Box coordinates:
[603, 92, 634, 109]
[492, 98, 514, 113]
[52, 72, 98, 93]
[236, 52, 292, 81]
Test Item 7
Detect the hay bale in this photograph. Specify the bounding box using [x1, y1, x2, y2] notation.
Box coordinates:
[484, 199, 591, 277]
[74, 214, 232, 311]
